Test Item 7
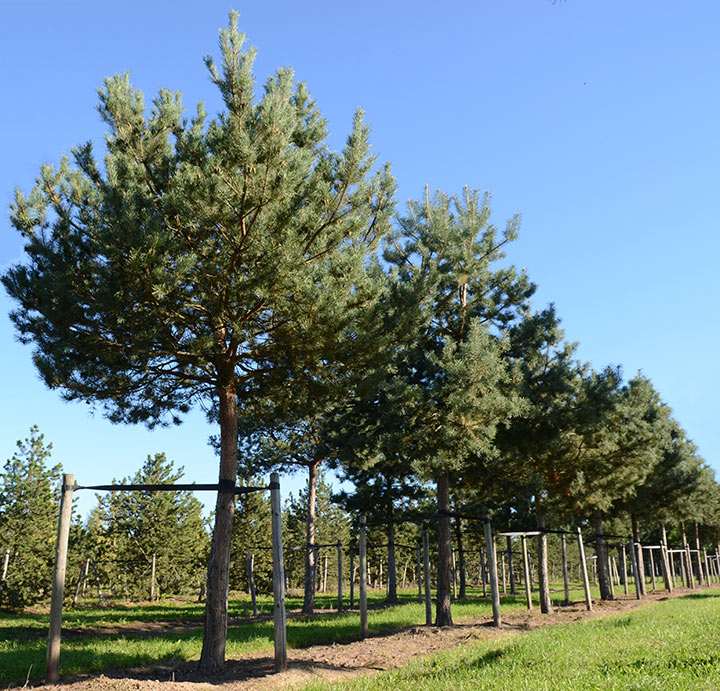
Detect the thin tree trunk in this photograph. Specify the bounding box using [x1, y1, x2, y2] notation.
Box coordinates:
[302, 461, 319, 614]
[199, 377, 237, 674]
[507, 536, 516, 594]
[435, 472, 453, 626]
[694, 522, 705, 585]
[454, 518, 467, 599]
[536, 504, 553, 614]
[593, 511, 613, 600]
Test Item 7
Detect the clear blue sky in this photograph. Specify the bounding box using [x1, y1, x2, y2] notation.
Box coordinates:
[2, 1, 719, 518]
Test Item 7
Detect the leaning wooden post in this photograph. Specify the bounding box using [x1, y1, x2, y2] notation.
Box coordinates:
[46, 473, 75, 683]
[270, 473, 287, 672]
[359, 515, 368, 638]
[521, 535, 532, 610]
[561, 532, 570, 606]
[501, 552, 507, 594]
[484, 516, 501, 626]
[479, 546, 487, 597]
[416, 542, 423, 603]
[336, 540, 343, 612]
[576, 527, 592, 612]
[628, 537, 642, 600]
[422, 523, 432, 626]
[0, 547, 10, 604]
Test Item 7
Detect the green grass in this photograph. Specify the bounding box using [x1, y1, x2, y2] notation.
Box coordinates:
[306, 590, 720, 690]
[0, 586, 560, 683]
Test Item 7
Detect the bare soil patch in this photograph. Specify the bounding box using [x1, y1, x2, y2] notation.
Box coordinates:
[36, 585, 714, 691]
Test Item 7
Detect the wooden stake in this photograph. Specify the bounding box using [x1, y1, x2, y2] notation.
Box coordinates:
[336, 541, 343, 612]
[359, 516, 368, 638]
[507, 536, 516, 594]
[416, 542, 422, 604]
[247, 550, 257, 615]
[521, 535, 532, 610]
[484, 516, 501, 626]
[648, 549, 656, 592]
[46, 473, 74, 683]
[561, 533, 570, 606]
[270, 473, 287, 672]
[577, 527, 592, 612]
[422, 524, 432, 626]
[628, 539, 642, 600]
[150, 553, 157, 602]
[501, 553, 507, 594]
[350, 546, 355, 609]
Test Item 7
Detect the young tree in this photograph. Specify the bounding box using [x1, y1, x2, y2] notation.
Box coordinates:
[3, 14, 393, 671]
[379, 188, 531, 625]
[0, 426, 62, 607]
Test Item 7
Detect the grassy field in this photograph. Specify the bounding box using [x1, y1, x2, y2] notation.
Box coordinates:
[307, 590, 720, 690]
[0, 585, 564, 683]
[5, 585, 717, 687]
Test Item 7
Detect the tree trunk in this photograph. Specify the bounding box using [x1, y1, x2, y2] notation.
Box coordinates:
[507, 536, 516, 594]
[631, 514, 646, 596]
[302, 461, 319, 614]
[454, 518, 467, 600]
[435, 472, 453, 626]
[536, 504, 553, 614]
[199, 377, 237, 674]
[593, 511, 613, 600]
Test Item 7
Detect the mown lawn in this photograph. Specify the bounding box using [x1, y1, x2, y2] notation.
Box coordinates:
[307, 590, 720, 690]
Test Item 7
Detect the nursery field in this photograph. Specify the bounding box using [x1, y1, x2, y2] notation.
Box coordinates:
[3, 585, 720, 688]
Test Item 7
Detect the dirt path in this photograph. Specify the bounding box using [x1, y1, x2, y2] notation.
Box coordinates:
[39, 586, 715, 691]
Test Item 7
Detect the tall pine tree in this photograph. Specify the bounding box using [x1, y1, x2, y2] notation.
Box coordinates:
[2, 13, 394, 671]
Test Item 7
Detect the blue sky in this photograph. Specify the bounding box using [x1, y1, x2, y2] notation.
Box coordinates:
[2, 1, 719, 518]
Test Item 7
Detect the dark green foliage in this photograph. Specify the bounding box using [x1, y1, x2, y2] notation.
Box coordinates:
[0, 426, 62, 607]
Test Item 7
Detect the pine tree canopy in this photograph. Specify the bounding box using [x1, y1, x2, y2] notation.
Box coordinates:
[2, 11, 395, 427]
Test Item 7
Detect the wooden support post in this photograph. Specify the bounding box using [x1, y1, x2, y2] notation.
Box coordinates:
[0, 548, 9, 603]
[323, 553, 328, 593]
[479, 547, 487, 597]
[46, 473, 74, 683]
[337, 541, 343, 612]
[629, 538, 642, 600]
[484, 516, 501, 627]
[422, 524, 432, 626]
[660, 534, 672, 593]
[416, 542, 423, 603]
[521, 535, 532, 610]
[648, 549, 657, 592]
[247, 550, 257, 616]
[451, 550, 457, 600]
[359, 516, 368, 638]
[501, 553, 507, 594]
[349, 546, 355, 609]
[608, 555, 615, 598]
[150, 553, 157, 602]
[703, 549, 710, 588]
[621, 544, 629, 594]
[561, 533, 570, 606]
[507, 536, 516, 594]
[577, 527, 592, 612]
[270, 473, 287, 673]
[72, 556, 86, 605]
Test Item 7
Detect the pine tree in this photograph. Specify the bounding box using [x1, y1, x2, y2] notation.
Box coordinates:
[0, 426, 62, 607]
[2, 13, 394, 671]
[378, 188, 530, 625]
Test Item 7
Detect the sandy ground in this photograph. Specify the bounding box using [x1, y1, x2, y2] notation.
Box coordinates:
[32, 585, 714, 691]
